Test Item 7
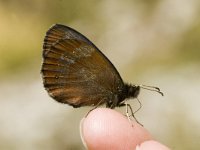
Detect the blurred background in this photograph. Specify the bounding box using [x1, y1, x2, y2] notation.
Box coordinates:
[0, 0, 200, 149]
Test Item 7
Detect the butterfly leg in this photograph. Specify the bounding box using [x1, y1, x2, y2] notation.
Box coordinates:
[106, 95, 118, 109]
[118, 100, 143, 126]
[126, 102, 143, 126]
[85, 100, 104, 118]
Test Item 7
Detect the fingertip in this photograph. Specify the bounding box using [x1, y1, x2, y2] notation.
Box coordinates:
[80, 117, 88, 149]
[80, 108, 152, 150]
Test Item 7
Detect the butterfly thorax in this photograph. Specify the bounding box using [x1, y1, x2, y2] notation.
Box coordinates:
[106, 84, 140, 108]
[125, 84, 140, 99]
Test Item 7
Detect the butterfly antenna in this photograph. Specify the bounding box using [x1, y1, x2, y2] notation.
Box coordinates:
[139, 84, 164, 96]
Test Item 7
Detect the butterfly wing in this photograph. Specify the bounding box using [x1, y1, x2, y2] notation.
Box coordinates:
[41, 24, 124, 107]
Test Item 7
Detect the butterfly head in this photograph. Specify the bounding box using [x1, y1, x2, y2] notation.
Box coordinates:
[125, 84, 140, 99]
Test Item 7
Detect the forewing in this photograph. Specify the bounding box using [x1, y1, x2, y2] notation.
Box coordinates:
[41, 24, 124, 107]
[43, 24, 96, 57]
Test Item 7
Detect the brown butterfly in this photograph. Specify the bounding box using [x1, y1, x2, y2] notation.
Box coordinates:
[41, 24, 163, 120]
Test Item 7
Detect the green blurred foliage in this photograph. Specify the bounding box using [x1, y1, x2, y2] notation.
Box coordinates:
[176, 20, 200, 63]
[1, 0, 200, 78]
[0, 0, 101, 78]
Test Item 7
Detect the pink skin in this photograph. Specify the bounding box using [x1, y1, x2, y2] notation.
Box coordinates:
[80, 108, 170, 150]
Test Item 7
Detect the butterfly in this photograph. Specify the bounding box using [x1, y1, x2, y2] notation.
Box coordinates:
[41, 24, 163, 122]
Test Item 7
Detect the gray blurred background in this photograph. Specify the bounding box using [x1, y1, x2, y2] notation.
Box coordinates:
[0, 0, 200, 149]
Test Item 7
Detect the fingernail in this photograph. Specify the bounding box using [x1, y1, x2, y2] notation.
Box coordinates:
[80, 118, 88, 149]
